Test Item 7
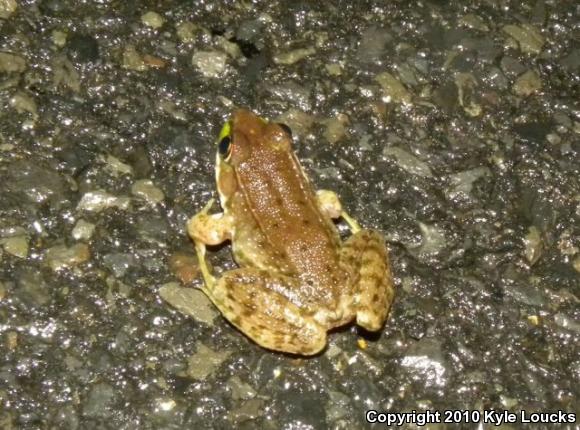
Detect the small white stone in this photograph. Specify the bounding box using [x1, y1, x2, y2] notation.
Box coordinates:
[1, 236, 29, 259]
[77, 190, 131, 212]
[513, 70, 542, 96]
[141, 11, 165, 29]
[122, 45, 148, 71]
[0, 0, 17, 19]
[131, 179, 165, 205]
[102, 154, 133, 176]
[375, 71, 412, 105]
[52, 30, 67, 47]
[273, 47, 316, 65]
[44, 243, 90, 271]
[72, 219, 96, 241]
[191, 51, 228, 78]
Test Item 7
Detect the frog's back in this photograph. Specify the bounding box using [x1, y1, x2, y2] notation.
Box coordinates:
[231, 115, 343, 288]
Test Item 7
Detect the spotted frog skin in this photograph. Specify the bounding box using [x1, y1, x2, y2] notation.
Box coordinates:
[188, 109, 395, 355]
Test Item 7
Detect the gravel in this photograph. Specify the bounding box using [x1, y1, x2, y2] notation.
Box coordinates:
[0, 1, 578, 429]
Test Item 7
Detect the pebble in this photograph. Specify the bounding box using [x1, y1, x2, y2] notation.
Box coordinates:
[227, 375, 257, 401]
[325, 63, 342, 76]
[185, 343, 231, 380]
[154, 397, 176, 412]
[52, 55, 81, 92]
[375, 71, 412, 105]
[502, 24, 544, 55]
[44, 243, 90, 271]
[322, 114, 349, 145]
[159, 282, 217, 325]
[455, 72, 482, 117]
[383, 147, 433, 178]
[72, 219, 96, 241]
[175, 22, 199, 43]
[141, 11, 165, 29]
[76, 190, 130, 212]
[191, 51, 228, 78]
[415, 221, 447, 256]
[356, 26, 392, 63]
[0, 52, 26, 73]
[228, 398, 265, 422]
[553, 313, 580, 334]
[273, 47, 316, 65]
[446, 167, 490, 200]
[52, 29, 67, 47]
[513, 69, 542, 96]
[574, 256, 580, 274]
[6, 161, 67, 205]
[122, 45, 148, 71]
[102, 154, 133, 176]
[400, 338, 448, 387]
[0, 0, 17, 19]
[275, 109, 315, 138]
[82, 382, 116, 418]
[102, 253, 137, 277]
[10, 92, 38, 119]
[0, 235, 29, 259]
[523, 226, 543, 265]
[459, 13, 489, 32]
[131, 179, 165, 205]
[16, 269, 50, 307]
[168, 252, 199, 284]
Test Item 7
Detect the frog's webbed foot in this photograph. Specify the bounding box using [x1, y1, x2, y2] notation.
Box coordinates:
[316, 190, 362, 233]
[340, 230, 395, 331]
[205, 268, 327, 355]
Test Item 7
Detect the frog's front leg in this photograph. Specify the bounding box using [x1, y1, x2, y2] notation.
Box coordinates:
[340, 230, 395, 331]
[189, 200, 326, 354]
[204, 268, 327, 355]
[187, 197, 232, 290]
[187, 198, 233, 245]
[316, 190, 361, 233]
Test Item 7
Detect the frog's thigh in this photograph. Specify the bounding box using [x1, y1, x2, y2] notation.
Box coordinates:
[316, 190, 342, 219]
[208, 269, 327, 355]
[340, 229, 395, 331]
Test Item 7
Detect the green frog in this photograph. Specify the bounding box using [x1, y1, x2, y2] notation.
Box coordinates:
[187, 109, 395, 355]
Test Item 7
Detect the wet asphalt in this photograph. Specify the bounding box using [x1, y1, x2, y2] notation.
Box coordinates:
[0, 1, 578, 429]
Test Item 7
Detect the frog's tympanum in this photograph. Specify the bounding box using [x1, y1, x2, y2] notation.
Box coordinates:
[187, 109, 395, 355]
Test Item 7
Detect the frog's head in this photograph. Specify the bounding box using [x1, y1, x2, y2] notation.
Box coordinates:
[215, 109, 294, 200]
[216, 109, 293, 167]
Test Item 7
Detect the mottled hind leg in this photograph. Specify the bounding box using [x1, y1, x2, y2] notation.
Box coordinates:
[202, 267, 327, 355]
[340, 230, 395, 331]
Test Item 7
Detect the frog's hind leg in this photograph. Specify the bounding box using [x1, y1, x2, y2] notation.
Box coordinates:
[202, 266, 327, 356]
[340, 230, 395, 332]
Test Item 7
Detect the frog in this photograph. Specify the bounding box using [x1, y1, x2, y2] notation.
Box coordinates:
[186, 109, 395, 355]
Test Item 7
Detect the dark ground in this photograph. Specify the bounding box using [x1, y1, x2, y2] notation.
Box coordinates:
[0, 1, 578, 429]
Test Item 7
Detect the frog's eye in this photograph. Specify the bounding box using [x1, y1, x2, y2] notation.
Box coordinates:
[277, 123, 292, 140]
[218, 136, 232, 161]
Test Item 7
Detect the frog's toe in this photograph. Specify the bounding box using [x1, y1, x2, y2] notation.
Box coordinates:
[356, 311, 383, 332]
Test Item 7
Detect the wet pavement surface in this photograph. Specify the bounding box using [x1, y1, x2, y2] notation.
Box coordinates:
[0, 1, 579, 429]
